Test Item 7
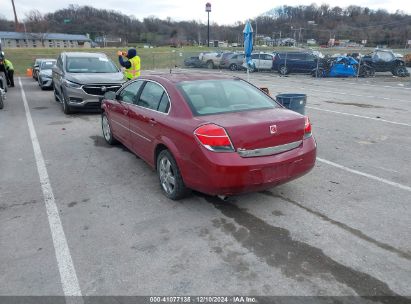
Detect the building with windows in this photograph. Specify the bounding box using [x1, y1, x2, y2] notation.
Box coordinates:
[0, 32, 91, 48]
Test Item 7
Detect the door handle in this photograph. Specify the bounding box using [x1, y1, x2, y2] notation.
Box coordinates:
[149, 118, 157, 125]
[123, 109, 129, 115]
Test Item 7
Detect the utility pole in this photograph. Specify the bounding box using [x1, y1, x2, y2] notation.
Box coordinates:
[11, 0, 21, 32]
[298, 28, 304, 46]
[255, 19, 258, 46]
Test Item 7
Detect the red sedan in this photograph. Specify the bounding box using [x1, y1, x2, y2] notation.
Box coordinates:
[101, 73, 316, 200]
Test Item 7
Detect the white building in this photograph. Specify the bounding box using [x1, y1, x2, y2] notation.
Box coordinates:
[0, 31, 91, 48]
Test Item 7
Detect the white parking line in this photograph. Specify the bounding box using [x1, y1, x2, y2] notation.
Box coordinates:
[19, 78, 83, 298]
[307, 106, 411, 127]
[317, 157, 411, 192]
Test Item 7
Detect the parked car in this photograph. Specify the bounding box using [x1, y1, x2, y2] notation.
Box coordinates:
[273, 52, 319, 75]
[404, 53, 411, 67]
[101, 73, 316, 200]
[243, 53, 275, 72]
[0, 72, 5, 109]
[183, 56, 206, 68]
[362, 49, 409, 77]
[32, 58, 48, 80]
[220, 53, 245, 71]
[52, 52, 125, 114]
[218, 52, 234, 68]
[37, 59, 56, 90]
[312, 56, 375, 78]
[199, 51, 232, 69]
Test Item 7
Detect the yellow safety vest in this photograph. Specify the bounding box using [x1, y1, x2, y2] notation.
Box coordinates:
[4, 59, 14, 70]
[124, 56, 141, 80]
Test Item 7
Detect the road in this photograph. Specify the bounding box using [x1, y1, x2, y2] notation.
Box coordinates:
[0, 72, 410, 303]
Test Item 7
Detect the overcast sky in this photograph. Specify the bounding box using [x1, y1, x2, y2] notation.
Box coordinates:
[1, 0, 410, 25]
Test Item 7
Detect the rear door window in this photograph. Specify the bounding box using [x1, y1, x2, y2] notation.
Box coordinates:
[137, 82, 165, 110]
[157, 93, 170, 113]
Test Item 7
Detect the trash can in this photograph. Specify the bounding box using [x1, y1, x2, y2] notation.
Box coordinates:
[276, 93, 307, 115]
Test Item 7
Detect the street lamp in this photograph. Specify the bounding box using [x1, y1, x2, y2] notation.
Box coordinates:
[205, 2, 211, 47]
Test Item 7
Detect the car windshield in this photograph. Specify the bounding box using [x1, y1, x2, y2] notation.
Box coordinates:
[40, 61, 56, 70]
[177, 79, 278, 116]
[66, 56, 118, 73]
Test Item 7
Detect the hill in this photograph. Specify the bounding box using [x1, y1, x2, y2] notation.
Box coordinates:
[0, 4, 410, 47]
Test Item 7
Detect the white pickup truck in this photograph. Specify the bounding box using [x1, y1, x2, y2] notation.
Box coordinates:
[199, 52, 223, 69]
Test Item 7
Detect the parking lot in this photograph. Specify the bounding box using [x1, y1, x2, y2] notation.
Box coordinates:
[0, 70, 410, 303]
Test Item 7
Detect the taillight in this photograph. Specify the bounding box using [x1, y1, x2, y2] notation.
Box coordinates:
[304, 116, 312, 138]
[194, 124, 234, 152]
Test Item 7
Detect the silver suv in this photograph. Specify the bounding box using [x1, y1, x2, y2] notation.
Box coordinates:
[52, 52, 125, 114]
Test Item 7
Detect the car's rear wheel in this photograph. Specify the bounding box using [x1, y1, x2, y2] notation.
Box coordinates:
[207, 60, 214, 69]
[279, 65, 289, 75]
[0, 95, 4, 109]
[229, 63, 238, 71]
[393, 65, 409, 77]
[157, 150, 189, 200]
[101, 113, 118, 145]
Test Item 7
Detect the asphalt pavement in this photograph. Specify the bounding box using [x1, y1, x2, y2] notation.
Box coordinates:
[0, 72, 410, 303]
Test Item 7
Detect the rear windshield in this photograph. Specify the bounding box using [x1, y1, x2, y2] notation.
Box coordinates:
[40, 61, 56, 70]
[66, 56, 118, 73]
[278, 53, 305, 59]
[177, 79, 277, 116]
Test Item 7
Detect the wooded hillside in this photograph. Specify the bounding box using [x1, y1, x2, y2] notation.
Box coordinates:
[1, 4, 410, 47]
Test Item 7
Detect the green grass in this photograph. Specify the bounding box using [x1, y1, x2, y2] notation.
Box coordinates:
[4, 46, 410, 75]
[3, 46, 216, 75]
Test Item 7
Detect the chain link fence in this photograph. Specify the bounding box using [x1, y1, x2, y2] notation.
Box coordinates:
[5, 48, 211, 75]
[5, 46, 389, 76]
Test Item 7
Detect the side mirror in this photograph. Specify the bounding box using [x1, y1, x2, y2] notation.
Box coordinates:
[104, 91, 117, 100]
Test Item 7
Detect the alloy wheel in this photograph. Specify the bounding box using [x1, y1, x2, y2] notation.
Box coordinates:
[159, 157, 176, 195]
[102, 115, 111, 142]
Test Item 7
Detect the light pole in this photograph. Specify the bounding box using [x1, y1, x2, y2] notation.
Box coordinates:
[205, 3, 211, 47]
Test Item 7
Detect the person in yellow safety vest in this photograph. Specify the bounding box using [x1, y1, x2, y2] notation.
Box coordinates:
[118, 48, 140, 80]
[4, 57, 14, 87]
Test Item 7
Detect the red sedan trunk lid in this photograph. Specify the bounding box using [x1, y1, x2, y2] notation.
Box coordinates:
[197, 108, 305, 151]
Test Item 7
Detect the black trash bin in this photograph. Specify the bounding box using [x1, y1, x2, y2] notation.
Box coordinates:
[276, 93, 307, 115]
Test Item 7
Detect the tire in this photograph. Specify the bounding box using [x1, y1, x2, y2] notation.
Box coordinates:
[157, 150, 190, 200]
[0, 95, 4, 109]
[358, 66, 369, 78]
[278, 65, 289, 75]
[206, 60, 214, 69]
[393, 65, 409, 77]
[229, 63, 237, 71]
[61, 89, 73, 114]
[367, 67, 375, 77]
[101, 113, 118, 145]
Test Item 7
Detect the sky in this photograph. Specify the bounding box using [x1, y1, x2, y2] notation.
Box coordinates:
[1, 0, 411, 25]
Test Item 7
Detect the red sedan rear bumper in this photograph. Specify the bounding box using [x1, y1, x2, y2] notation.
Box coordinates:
[182, 137, 317, 196]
